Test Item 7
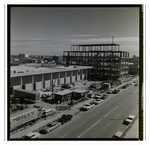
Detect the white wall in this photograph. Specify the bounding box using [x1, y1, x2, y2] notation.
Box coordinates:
[45, 80, 50, 88]
[72, 76, 75, 82]
[60, 78, 64, 85]
[13, 85, 20, 89]
[77, 75, 80, 81]
[36, 82, 42, 90]
[25, 83, 32, 91]
[82, 74, 85, 80]
[66, 77, 70, 84]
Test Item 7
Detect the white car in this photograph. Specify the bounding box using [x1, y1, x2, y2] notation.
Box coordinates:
[93, 99, 103, 105]
[81, 103, 94, 111]
[95, 94, 103, 99]
[107, 89, 114, 94]
[25, 132, 41, 138]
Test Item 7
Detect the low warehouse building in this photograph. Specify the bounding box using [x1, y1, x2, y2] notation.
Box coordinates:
[10, 66, 92, 92]
[13, 88, 40, 101]
[72, 89, 89, 100]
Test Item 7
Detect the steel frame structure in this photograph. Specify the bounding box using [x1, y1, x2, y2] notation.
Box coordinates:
[63, 44, 129, 80]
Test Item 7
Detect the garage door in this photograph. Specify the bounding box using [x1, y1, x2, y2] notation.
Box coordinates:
[45, 80, 50, 88]
[25, 83, 32, 91]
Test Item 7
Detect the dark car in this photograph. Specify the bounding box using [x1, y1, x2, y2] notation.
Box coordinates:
[39, 129, 47, 134]
[58, 114, 73, 124]
[112, 89, 120, 94]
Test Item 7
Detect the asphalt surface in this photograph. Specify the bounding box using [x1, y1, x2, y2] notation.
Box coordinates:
[41, 85, 139, 138]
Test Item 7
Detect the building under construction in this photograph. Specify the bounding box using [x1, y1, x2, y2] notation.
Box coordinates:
[63, 44, 129, 80]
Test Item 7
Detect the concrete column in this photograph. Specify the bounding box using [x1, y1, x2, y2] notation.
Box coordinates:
[86, 69, 88, 80]
[65, 71, 67, 84]
[58, 72, 60, 86]
[50, 73, 52, 89]
[32, 76, 34, 91]
[42, 75, 44, 89]
[20, 77, 22, 89]
[71, 71, 73, 83]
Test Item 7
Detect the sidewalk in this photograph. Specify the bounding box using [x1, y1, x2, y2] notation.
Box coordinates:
[10, 98, 93, 139]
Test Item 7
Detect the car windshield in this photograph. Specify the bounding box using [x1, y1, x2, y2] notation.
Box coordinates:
[85, 104, 90, 106]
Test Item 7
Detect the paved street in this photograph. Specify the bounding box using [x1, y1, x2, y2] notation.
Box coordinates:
[41, 85, 139, 138]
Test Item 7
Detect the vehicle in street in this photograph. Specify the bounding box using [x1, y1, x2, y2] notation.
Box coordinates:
[39, 129, 47, 134]
[112, 131, 123, 139]
[106, 89, 114, 94]
[112, 89, 120, 94]
[93, 99, 103, 105]
[58, 114, 73, 124]
[47, 122, 61, 132]
[123, 115, 135, 125]
[95, 94, 103, 99]
[134, 83, 138, 86]
[42, 109, 56, 117]
[127, 115, 135, 120]
[25, 132, 41, 138]
[80, 103, 94, 111]
[101, 94, 109, 100]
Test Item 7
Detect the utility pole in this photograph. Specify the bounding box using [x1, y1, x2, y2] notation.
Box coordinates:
[112, 36, 114, 44]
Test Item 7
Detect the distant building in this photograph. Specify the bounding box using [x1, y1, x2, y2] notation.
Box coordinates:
[128, 63, 139, 75]
[63, 44, 129, 80]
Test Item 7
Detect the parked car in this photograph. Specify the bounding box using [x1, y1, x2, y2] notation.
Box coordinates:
[134, 83, 138, 86]
[95, 94, 103, 99]
[101, 94, 109, 100]
[93, 99, 103, 105]
[80, 103, 94, 111]
[61, 84, 71, 89]
[112, 89, 120, 94]
[39, 129, 47, 134]
[58, 114, 73, 124]
[107, 89, 114, 94]
[25, 132, 41, 138]
[47, 122, 61, 132]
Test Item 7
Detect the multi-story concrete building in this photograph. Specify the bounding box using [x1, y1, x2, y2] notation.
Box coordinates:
[63, 44, 129, 80]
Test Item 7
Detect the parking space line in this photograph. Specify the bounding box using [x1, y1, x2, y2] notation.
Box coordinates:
[77, 118, 103, 138]
[60, 133, 68, 138]
[125, 106, 128, 110]
[134, 89, 139, 93]
[116, 112, 121, 118]
[93, 111, 101, 117]
[103, 106, 118, 118]
[78, 121, 86, 127]
[103, 122, 111, 130]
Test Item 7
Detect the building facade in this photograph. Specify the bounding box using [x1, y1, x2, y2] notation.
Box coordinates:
[63, 44, 129, 80]
[10, 66, 92, 92]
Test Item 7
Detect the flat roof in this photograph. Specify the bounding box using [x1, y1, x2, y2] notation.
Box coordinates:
[55, 89, 73, 96]
[10, 107, 37, 118]
[73, 89, 88, 94]
[11, 65, 92, 78]
[72, 44, 120, 46]
[13, 88, 39, 94]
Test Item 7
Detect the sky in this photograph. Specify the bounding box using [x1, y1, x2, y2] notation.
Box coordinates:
[10, 6, 140, 57]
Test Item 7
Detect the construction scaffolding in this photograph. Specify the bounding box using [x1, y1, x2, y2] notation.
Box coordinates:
[63, 44, 129, 80]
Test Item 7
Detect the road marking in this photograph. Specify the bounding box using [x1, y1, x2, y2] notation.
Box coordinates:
[77, 118, 103, 138]
[105, 104, 110, 108]
[103, 122, 111, 130]
[78, 121, 86, 127]
[134, 89, 139, 93]
[94, 111, 101, 116]
[125, 106, 128, 110]
[103, 106, 118, 118]
[60, 133, 68, 138]
[94, 135, 97, 138]
[116, 112, 121, 118]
